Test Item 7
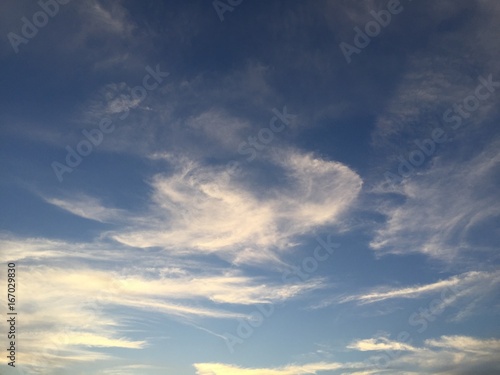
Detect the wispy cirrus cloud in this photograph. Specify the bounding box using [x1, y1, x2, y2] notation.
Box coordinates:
[311, 270, 500, 323]
[370, 0, 500, 153]
[363, 1, 500, 267]
[338, 271, 500, 305]
[44, 194, 127, 223]
[0, 234, 324, 373]
[370, 137, 500, 263]
[110, 149, 362, 265]
[3, 147, 361, 372]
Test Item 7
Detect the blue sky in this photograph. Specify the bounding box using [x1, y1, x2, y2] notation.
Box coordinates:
[1, 0, 500, 374]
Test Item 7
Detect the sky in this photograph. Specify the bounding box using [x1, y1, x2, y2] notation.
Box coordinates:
[1, 0, 500, 374]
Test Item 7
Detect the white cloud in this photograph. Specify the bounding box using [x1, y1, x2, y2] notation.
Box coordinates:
[0, 235, 324, 372]
[44, 194, 127, 223]
[425, 335, 500, 353]
[82, 81, 146, 122]
[194, 335, 500, 375]
[0, 264, 230, 371]
[338, 271, 499, 305]
[194, 361, 358, 375]
[364, 1, 500, 265]
[391, 335, 500, 374]
[0, 148, 360, 372]
[310, 270, 500, 324]
[82, 0, 134, 35]
[111, 149, 362, 265]
[346, 334, 500, 375]
[185, 109, 251, 151]
[370, 138, 500, 262]
[347, 336, 418, 352]
[0, 235, 109, 262]
[96, 364, 161, 375]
